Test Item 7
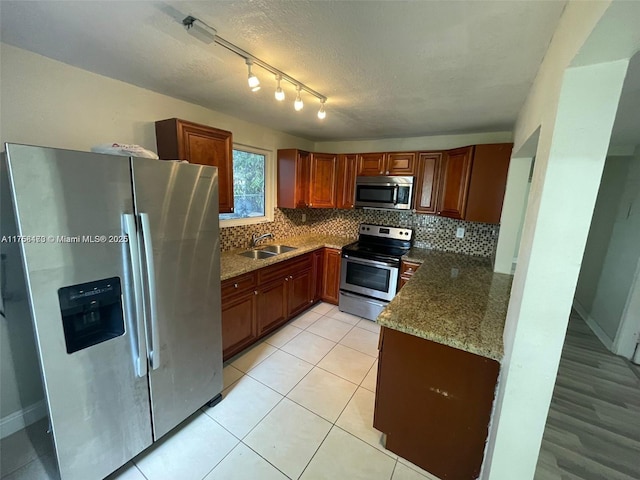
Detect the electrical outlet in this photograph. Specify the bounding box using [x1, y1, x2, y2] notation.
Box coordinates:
[456, 227, 465, 239]
[301, 213, 306, 223]
[451, 268, 459, 278]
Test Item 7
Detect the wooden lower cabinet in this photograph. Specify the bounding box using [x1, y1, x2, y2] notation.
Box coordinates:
[399, 260, 421, 290]
[374, 327, 500, 480]
[221, 251, 321, 361]
[321, 248, 341, 305]
[257, 279, 288, 336]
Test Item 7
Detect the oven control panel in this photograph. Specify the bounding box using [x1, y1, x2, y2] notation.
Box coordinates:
[359, 224, 413, 241]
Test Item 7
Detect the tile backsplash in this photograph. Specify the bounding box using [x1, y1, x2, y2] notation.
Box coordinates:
[220, 208, 499, 258]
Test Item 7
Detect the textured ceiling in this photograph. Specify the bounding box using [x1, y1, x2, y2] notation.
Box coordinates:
[0, 1, 570, 142]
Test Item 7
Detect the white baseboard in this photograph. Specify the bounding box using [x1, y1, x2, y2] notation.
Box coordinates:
[572, 300, 614, 350]
[0, 399, 47, 439]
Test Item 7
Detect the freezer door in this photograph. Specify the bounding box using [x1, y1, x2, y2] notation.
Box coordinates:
[131, 157, 222, 439]
[3, 145, 153, 480]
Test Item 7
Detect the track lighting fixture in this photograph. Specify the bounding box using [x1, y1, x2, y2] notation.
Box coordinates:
[183, 15, 328, 119]
[246, 59, 260, 92]
[318, 99, 326, 119]
[294, 87, 304, 111]
[275, 75, 285, 101]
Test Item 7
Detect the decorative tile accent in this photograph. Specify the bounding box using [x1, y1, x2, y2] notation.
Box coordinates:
[220, 208, 499, 257]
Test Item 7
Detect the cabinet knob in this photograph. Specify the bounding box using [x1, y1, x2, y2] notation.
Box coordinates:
[285, 277, 289, 281]
[254, 290, 258, 295]
[289, 275, 293, 279]
[234, 283, 239, 288]
[407, 268, 413, 272]
[230, 207, 234, 212]
[386, 171, 390, 175]
[309, 203, 313, 207]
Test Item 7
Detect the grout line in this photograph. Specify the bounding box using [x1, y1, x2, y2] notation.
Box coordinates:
[333, 425, 399, 462]
[239, 441, 295, 480]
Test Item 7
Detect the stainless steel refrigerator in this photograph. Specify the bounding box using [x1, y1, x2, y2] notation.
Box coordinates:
[1, 144, 223, 480]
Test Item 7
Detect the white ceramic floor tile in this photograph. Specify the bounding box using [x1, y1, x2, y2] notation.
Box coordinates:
[204, 375, 282, 438]
[0, 418, 53, 477]
[361, 360, 378, 393]
[223, 364, 244, 389]
[311, 302, 334, 315]
[397, 457, 441, 480]
[307, 316, 354, 342]
[135, 413, 238, 480]
[357, 318, 382, 334]
[106, 462, 147, 480]
[339, 326, 380, 357]
[327, 309, 362, 325]
[392, 462, 435, 479]
[230, 342, 278, 373]
[281, 330, 336, 364]
[3, 454, 59, 480]
[290, 310, 323, 329]
[244, 398, 332, 479]
[318, 344, 376, 384]
[300, 427, 396, 480]
[263, 324, 303, 348]
[247, 350, 314, 395]
[204, 443, 288, 480]
[336, 387, 396, 458]
[287, 367, 359, 422]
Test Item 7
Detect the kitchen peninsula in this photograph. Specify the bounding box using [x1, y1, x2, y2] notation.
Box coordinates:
[374, 249, 512, 480]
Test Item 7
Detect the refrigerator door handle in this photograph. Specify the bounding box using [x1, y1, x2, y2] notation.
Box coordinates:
[123, 214, 147, 378]
[139, 213, 161, 370]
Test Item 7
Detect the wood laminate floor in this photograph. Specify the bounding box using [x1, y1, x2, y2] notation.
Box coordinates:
[534, 311, 640, 480]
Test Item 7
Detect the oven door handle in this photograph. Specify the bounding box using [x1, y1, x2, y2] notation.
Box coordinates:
[342, 254, 397, 269]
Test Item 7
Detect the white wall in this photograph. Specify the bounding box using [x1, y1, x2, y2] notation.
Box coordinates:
[574, 154, 634, 345]
[314, 132, 512, 153]
[0, 42, 316, 429]
[482, 1, 640, 478]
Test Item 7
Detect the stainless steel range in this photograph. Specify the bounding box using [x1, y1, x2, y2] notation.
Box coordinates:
[339, 223, 413, 321]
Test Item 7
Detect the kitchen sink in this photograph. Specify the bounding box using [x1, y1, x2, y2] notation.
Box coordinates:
[258, 245, 298, 254]
[239, 249, 278, 260]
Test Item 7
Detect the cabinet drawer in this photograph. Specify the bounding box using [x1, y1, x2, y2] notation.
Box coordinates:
[259, 254, 313, 285]
[221, 272, 257, 299]
[400, 261, 421, 277]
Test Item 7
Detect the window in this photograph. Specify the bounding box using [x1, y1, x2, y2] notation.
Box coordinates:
[219, 146, 273, 226]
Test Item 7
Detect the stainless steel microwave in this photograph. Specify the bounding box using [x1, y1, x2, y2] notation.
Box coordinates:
[354, 176, 414, 210]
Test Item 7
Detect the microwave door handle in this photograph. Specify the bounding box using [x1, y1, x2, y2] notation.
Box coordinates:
[392, 185, 399, 204]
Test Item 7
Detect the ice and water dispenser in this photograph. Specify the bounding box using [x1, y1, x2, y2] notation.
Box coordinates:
[58, 277, 125, 354]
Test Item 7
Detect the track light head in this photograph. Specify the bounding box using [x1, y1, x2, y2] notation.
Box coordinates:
[246, 59, 260, 91]
[294, 87, 303, 111]
[275, 75, 285, 101]
[318, 99, 326, 120]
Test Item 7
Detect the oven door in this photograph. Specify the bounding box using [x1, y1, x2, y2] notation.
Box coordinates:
[340, 254, 399, 302]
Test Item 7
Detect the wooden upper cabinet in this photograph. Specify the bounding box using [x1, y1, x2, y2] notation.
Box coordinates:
[438, 146, 474, 219]
[155, 118, 234, 213]
[465, 143, 513, 224]
[277, 149, 310, 208]
[387, 152, 416, 175]
[337, 154, 357, 209]
[414, 153, 442, 214]
[309, 153, 337, 208]
[357, 152, 387, 176]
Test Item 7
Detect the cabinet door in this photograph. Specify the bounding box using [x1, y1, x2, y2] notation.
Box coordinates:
[295, 151, 311, 208]
[309, 153, 337, 208]
[257, 279, 288, 335]
[414, 153, 442, 214]
[288, 268, 314, 317]
[336, 154, 357, 209]
[155, 118, 234, 214]
[465, 143, 512, 224]
[387, 152, 416, 176]
[357, 153, 386, 176]
[221, 291, 257, 361]
[438, 147, 473, 219]
[321, 248, 342, 305]
[312, 249, 325, 302]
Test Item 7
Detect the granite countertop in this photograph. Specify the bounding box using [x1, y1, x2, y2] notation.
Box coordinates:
[220, 234, 355, 281]
[377, 247, 512, 361]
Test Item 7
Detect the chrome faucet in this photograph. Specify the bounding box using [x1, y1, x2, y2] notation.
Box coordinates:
[251, 232, 274, 248]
